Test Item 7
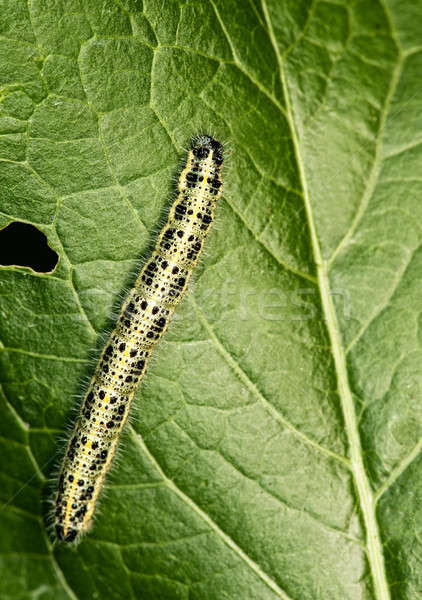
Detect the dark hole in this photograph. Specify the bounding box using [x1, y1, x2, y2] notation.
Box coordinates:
[0, 222, 59, 272]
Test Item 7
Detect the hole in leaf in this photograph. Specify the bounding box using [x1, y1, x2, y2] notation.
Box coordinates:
[0, 222, 59, 273]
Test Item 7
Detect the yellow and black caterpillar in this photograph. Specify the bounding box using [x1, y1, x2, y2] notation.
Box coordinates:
[54, 135, 224, 543]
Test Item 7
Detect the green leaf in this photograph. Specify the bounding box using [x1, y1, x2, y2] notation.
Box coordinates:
[0, 1, 421, 598]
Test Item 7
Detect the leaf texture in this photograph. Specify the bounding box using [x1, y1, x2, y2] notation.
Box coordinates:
[0, 1, 421, 599]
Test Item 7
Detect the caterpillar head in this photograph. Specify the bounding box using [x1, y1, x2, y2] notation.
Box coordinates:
[192, 135, 224, 166]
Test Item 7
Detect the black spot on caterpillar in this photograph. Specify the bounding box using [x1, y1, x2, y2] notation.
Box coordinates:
[53, 135, 224, 544]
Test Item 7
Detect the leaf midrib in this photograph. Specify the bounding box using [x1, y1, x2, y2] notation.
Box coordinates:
[261, 2, 391, 599]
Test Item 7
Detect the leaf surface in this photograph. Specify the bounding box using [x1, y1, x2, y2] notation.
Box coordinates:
[0, 1, 421, 599]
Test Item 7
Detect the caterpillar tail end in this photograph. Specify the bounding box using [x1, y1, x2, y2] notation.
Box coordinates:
[55, 524, 79, 543]
[54, 519, 92, 545]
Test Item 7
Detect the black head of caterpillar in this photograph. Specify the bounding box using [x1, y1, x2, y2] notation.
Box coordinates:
[52, 134, 224, 544]
[192, 134, 224, 165]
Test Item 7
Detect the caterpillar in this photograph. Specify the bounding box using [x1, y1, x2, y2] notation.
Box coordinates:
[53, 135, 224, 543]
